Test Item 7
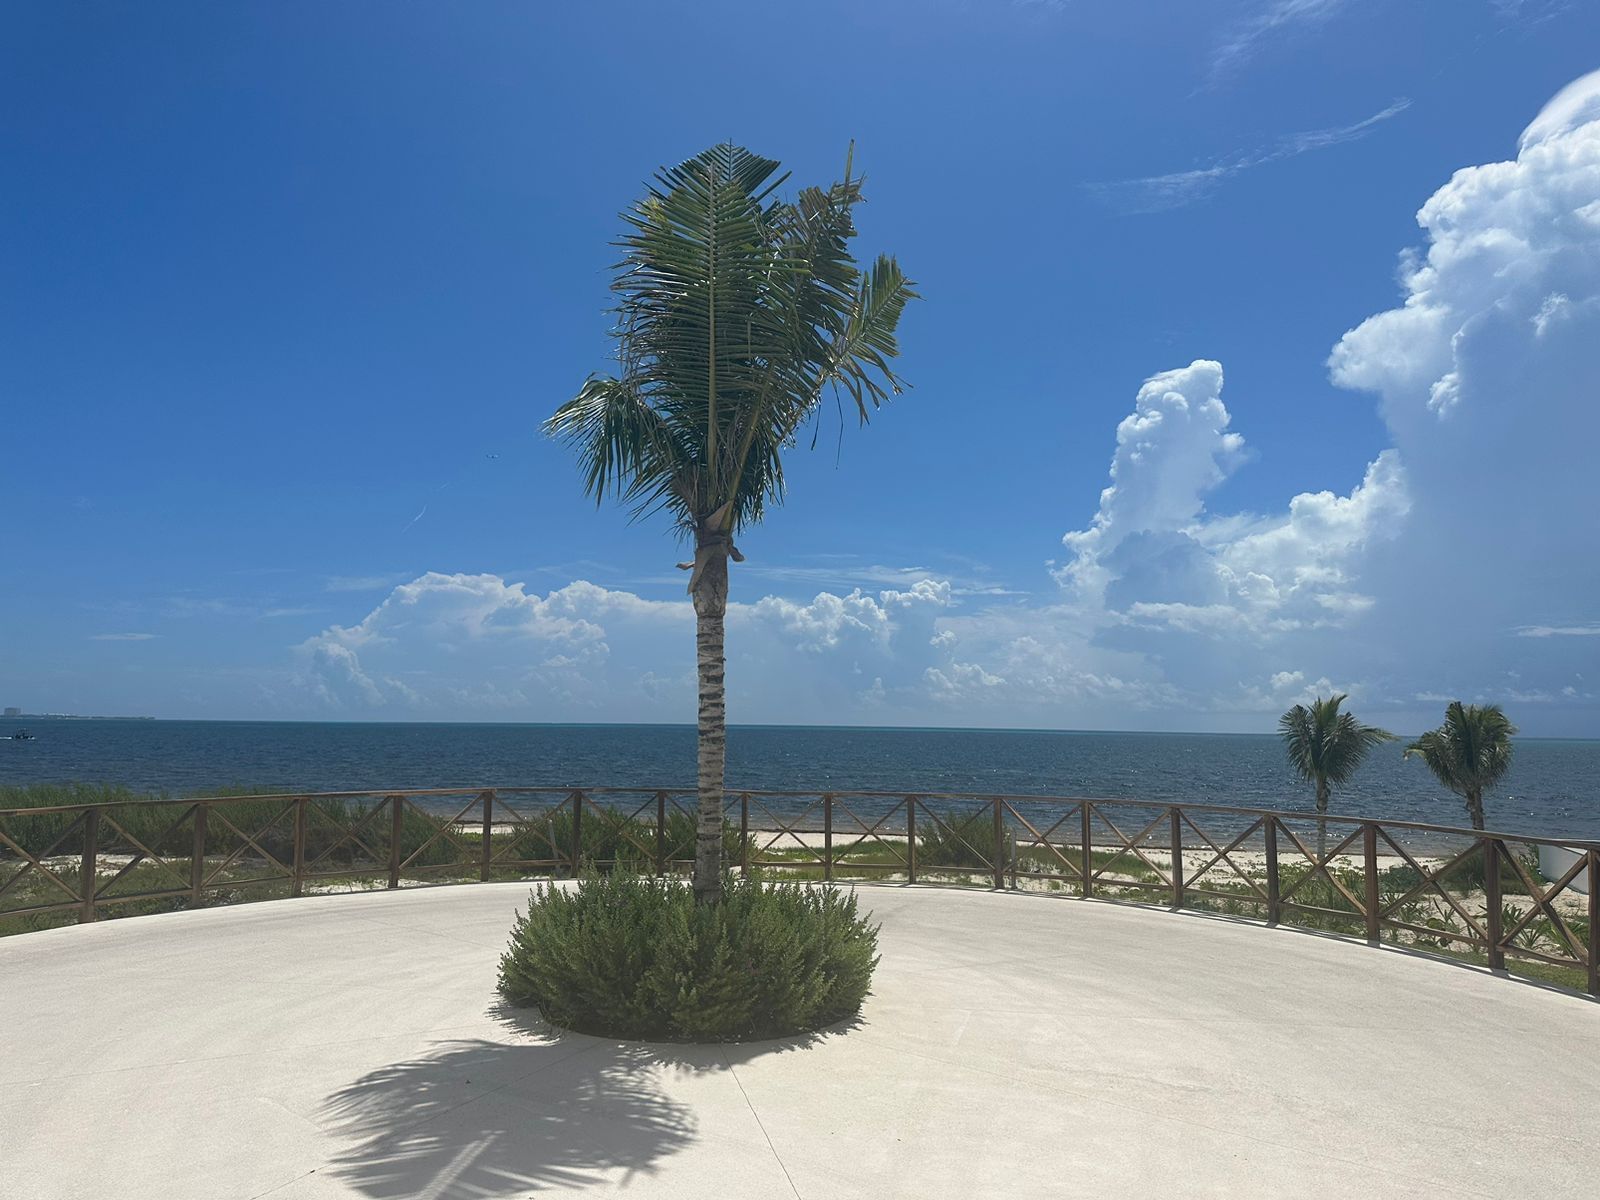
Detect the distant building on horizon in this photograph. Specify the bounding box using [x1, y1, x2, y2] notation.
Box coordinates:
[3, 707, 20, 718]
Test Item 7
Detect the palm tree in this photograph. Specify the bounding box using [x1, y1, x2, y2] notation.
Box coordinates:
[1278, 694, 1394, 858]
[1404, 702, 1517, 831]
[547, 143, 915, 904]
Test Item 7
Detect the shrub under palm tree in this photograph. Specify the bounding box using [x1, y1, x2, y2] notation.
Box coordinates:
[547, 143, 915, 904]
[1404, 701, 1517, 831]
[1278, 694, 1394, 857]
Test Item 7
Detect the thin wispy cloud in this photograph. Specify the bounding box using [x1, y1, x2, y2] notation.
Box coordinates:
[1209, 0, 1351, 83]
[740, 560, 1029, 599]
[1515, 623, 1600, 638]
[1089, 98, 1410, 214]
[90, 632, 157, 641]
[325, 574, 409, 593]
[164, 597, 318, 620]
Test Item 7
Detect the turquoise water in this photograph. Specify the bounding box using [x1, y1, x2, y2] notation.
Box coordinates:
[2, 717, 1597, 840]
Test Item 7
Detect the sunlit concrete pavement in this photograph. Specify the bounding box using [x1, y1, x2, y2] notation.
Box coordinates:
[3, 882, 1597, 1199]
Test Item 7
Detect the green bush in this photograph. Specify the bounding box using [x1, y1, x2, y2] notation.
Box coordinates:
[498, 870, 879, 1041]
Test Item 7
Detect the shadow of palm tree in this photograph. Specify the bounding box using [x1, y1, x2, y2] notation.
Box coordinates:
[320, 1008, 698, 1196]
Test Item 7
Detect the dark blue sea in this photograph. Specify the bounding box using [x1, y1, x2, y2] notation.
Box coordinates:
[2, 717, 1598, 841]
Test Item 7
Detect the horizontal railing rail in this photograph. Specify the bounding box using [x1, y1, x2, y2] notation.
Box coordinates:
[1, 787, 1595, 996]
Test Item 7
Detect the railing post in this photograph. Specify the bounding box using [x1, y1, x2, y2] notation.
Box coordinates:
[906, 796, 917, 885]
[1080, 802, 1093, 898]
[570, 790, 584, 876]
[823, 794, 833, 882]
[739, 793, 749, 875]
[655, 791, 667, 876]
[1169, 806, 1183, 909]
[992, 798, 1004, 890]
[292, 796, 307, 897]
[1264, 817, 1280, 927]
[79, 806, 100, 924]
[1484, 838, 1505, 971]
[1587, 848, 1598, 998]
[480, 789, 494, 883]
[388, 795, 404, 888]
[189, 803, 208, 907]
[1363, 822, 1380, 943]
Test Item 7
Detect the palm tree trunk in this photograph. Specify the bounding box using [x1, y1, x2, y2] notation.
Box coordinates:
[690, 530, 731, 905]
[1467, 789, 1485, 832]
[1315, 779, 1330, 861]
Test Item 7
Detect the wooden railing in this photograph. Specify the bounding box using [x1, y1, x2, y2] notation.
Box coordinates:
[1, 787, 1595, 995]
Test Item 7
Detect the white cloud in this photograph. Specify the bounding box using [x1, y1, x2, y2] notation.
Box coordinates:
[1208, 0, 1352, 82]
[1057, 360, 1405, 637]
[1324, 67, 1600, 700]
[1089, 100, 1410, 213]
[89, 632, 157, 641]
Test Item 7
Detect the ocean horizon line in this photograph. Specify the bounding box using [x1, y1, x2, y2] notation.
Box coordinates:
[5, 714, 1596, 743]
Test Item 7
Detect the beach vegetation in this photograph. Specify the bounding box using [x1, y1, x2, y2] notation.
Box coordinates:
[498, 870, 878, 1041]
[546, 143, 915, 904]
[1405, 702, 1517, 830]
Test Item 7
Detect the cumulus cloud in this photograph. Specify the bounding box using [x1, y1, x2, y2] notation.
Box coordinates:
[1325, 67, 1600, 697]
[296, 572, 977, 721]
[1058, 360, 1406, 637]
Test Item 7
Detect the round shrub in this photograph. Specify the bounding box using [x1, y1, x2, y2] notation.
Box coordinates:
[498, 870, 879, 1041]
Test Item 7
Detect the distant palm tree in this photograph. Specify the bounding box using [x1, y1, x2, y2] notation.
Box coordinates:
[547, 143, 915, 904]
[1405, 702, 1517, 831]
[1278, 694, 1395, 858]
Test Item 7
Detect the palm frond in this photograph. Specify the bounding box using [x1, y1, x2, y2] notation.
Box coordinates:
[551, 142, 916, 545]
[1405, 702, 1517, 798]
[1279, 693, 1394, 790]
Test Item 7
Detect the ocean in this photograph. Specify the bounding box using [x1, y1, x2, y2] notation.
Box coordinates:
[2, 717, 1598, 841]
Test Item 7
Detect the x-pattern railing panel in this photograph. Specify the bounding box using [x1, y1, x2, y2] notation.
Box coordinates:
[1275, 821, 1369, 916]
[1496, 841, 1591, 966]
[746, 794, 824, 864]
[0, 812, 90, 910]
[300, 799, 391, 877]
[828, 797, 909, 871]
[578, 792, 661, 864]
[397, 795, 482, 873]
[94, 804, 197, 899]
[915, 799, 997, 873]
[1374, 832, 1488, 947]
[491, 795, 570, 866]
[1180, 812, 1269, 902]
[1002, 800, 1083, 879]
[1089, 805, 1174, 889]
[204, 801, 296, 887]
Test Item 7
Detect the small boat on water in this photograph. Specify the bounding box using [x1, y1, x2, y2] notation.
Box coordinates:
[8, 730, 34, 741]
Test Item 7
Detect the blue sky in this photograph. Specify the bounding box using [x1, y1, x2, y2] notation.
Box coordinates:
[4, 1, 1598, 733]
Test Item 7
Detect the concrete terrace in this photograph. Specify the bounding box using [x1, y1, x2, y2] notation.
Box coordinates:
[3, 883, 1597, 1199]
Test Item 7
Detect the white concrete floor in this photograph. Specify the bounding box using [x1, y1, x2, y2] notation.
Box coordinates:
[3, 883, 1597, 1199]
